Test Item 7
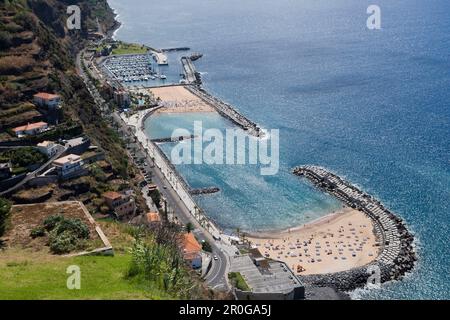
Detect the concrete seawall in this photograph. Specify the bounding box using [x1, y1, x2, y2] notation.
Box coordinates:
[181, 57, 201, 84]
[293, 165, 416, 292]
[186, 85, 264, 138]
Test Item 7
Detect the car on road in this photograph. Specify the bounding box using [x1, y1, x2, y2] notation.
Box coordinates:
[163, 185, 167, 189]
[213, 255, 218, 261]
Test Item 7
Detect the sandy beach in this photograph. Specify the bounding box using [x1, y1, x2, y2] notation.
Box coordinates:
[148, 86, 215, 113]
[247, 207, 380, 275]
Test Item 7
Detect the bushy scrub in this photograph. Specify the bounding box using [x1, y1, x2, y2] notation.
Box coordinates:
[30, 226, 46, 239]
[43, 215, 64, 231]
[126, 228, 194, 298]
[38, 215, 90, 254]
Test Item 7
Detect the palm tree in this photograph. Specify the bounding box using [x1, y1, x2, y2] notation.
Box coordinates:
[186, 222, 194, 234]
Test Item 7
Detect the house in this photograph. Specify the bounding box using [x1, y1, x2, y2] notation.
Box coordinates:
[146, 212, 161, 226]
[33, 93, 61, 109]
[37, 141, 60, 157]
[13, 122, 48, 137]
[181, 233, 203, 269]
[103, 191, 136, 218]
[52, 154, 84, 180]
[0, 162, 12, 180]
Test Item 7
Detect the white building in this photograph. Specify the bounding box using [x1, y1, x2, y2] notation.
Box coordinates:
[52, 154, 84, 179]
[37, 141, 59, 157]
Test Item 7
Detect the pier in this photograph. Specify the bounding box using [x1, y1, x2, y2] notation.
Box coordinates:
[293, 165, 416, 291]
[161, 47, 190, 52]
[181, 57, 200, 84]
[190, 187, 220, 195]
[151, 134, 198, 143]
[186, 86, 264, 138]
[152, 51, 168, 65]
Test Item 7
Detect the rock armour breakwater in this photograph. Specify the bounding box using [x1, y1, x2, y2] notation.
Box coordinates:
[186, 85, 264, 138]
[293, 165, 416, 292]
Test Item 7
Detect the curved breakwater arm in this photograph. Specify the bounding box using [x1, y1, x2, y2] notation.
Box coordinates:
[293, 165, 417, 291]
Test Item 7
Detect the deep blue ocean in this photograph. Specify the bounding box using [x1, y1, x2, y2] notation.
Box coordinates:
[109, 0, 450, 299]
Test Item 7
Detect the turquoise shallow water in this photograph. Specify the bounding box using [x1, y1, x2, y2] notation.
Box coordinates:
[146, 112, 342, 231]
[110, 0, 450, 299]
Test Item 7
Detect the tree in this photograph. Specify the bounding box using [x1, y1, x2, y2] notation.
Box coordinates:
[186, 222, 194, 234]
[0, 197, 12, 237]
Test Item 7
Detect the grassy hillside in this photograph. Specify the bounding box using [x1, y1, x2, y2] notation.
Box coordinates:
[0, 221, 174, 300]
[0, 220, 224, 300]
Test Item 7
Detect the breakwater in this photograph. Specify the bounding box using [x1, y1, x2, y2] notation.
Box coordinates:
[151, 134, 198, 143]
[161, 47, 190, 52]
[186, 86, 264, 138]
[293, 165, 416, 292]
[190, 187, 220, 195]
[181, 57, 201, 84]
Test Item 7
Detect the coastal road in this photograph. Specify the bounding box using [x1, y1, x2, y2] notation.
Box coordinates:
[77, 42, 230, 291]
[112, 112, 230, 291]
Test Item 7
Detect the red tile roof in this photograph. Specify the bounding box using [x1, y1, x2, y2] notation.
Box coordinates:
[146, 212, 161, 223]
[13, 122, 48, 132]
[182, 233, 202, 254]
[102, 191, 122, 201]
[33, 92, 60, 100]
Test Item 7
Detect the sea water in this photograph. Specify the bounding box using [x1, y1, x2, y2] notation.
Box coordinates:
[109, 0, 450, 299]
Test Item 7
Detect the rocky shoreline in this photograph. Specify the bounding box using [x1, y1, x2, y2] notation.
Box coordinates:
[293, 166, 417, 292]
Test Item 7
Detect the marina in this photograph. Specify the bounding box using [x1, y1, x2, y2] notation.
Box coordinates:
[102, 53, 157, 83]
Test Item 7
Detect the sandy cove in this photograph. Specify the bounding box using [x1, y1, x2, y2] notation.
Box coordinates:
[148, 86, 215, 113]
[246, 207, 380, 276]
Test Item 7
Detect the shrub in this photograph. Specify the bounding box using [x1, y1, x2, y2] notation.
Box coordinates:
[53, 218, 90, 239]
[202, 240, 213, 253]
[49, 230, 77, 254]
[43, 216, 90, 254]
[0, 147, 47, 168]
[30, 226, 46, 239]
[228, 272, 251, 291]
[43, 215, 64, 231]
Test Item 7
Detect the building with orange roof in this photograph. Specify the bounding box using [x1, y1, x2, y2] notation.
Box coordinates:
[181, 232, 203, 269]
[103, 191, 136, 218]
[13, 122, 48, 137]
[146, 212, 161, 224]
[33, 92, 61, 108]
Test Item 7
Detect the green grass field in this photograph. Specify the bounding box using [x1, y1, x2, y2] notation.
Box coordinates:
[0, 252, 173, 300]
[0, 221, 174, 300]
[111, 43, 148, 55]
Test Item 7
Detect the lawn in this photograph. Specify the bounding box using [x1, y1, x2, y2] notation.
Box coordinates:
[0, 220, 174, 300]
[111, 43, 148, 55]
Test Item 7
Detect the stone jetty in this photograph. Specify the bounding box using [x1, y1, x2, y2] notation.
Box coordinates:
[186, 86, 264, 138]
[181, 57, 201, 84]
[151, 134, 198, 143]
[190, 187, 220, 195]
[293, 165, 416, 292]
